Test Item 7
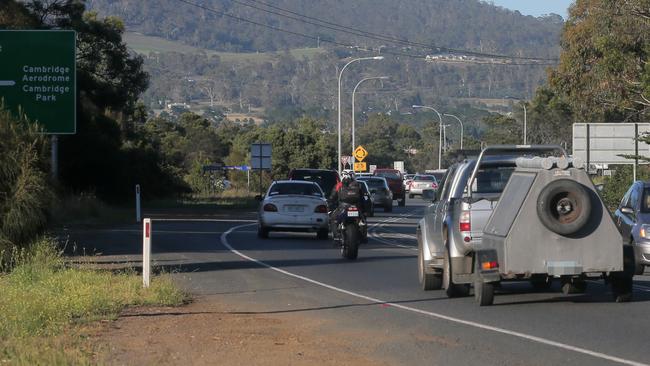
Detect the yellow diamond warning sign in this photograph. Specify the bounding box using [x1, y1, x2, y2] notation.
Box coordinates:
[353, 146, 368, 162]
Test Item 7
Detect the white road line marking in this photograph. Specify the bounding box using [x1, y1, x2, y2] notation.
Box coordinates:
[107, 229, 224, 234]
[152, 218, 257, 223]
[221, 223, 649, 366]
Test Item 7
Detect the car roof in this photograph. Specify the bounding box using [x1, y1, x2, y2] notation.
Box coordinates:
[273, 180, 319, 185]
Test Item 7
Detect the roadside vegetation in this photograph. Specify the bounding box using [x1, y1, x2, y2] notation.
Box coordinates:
[0, 238, 186, 364]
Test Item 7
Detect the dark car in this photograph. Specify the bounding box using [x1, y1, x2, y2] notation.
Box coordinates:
[358, 176, 393, 212]
[614, 181, 650, 275]
[358, 180, 375, 217]
[373, 168, 405, 206]
[288, 169, 340, 197]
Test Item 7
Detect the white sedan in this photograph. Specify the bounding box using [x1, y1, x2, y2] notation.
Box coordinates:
[257, 180, 329, 239]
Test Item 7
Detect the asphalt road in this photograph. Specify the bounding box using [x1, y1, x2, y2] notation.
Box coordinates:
[71, 198, 650, 366]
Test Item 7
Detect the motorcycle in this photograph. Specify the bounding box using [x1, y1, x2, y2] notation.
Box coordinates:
[332, 204, 363, 260]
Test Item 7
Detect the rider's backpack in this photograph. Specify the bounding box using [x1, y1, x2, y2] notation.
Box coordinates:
[339, 181, 361, 205]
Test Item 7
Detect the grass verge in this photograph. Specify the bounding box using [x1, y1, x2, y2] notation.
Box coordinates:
[0, 238, 187, 365]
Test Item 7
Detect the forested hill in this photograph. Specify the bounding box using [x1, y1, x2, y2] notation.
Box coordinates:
[86, 0, 562, 57]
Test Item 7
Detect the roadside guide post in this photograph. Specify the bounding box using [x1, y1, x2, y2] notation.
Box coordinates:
[0, 30, 77, 180]
[142, 218, 151, 288]
[135, 184, 141, 223]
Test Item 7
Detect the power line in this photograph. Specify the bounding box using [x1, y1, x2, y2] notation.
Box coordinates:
[175, 0, 428, 60]
[232, 0, 559, 62]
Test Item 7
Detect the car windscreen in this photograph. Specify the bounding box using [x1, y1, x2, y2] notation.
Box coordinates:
[359, 178, 386, 189]
[375, 171, 401, 180]
[268, 183, 322, 197]
[642, 188, 650, 212]
[290, 171, 337, 195]
[414, 175, 435, 182]
[473, 166, 515, 194]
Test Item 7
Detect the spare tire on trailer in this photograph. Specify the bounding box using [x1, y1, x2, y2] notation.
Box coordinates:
[536, 179, 591, 236]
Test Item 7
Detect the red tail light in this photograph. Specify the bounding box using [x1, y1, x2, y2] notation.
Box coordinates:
[481, 261, 499, 270]
[347, 206, 358, 211]
[431, 182, 438, 189]
[459, 211, 471, 232]
[263, 203, 278, 212]
[315, 205, 328, 213]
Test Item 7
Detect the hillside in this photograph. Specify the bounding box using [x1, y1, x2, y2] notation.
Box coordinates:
[86, 0, 564, 128]
[87, 0, 562, 57]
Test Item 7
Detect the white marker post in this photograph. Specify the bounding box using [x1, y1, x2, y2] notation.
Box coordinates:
[135, 184, 141, 223]
[142, 218, 151, 288]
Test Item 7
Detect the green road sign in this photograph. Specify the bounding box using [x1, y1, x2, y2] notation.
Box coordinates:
[0, 30, 76, 134]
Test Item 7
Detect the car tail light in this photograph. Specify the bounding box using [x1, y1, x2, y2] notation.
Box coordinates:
[314, 205, 328, 213]
[431, 182, 438, 189]
[459, 211, 471, 232]
[263, 203, 278, 212]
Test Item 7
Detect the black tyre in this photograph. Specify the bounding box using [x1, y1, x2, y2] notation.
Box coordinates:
[385, 204, 393, 212]
[611, 245, 635, 302]
[399, 197, 406, 207]
[536, 179, 592, 236]
[257, 225, 269, 239]
[341, 225, 359, 260]
[474, 259, 496, 306]
[474, 280, 495, 306]
[443, 247, 470, 298]
[316, 228, 329, 240]
[418, 232, 442, 291]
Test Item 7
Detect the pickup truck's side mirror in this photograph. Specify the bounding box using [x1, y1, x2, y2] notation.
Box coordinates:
[422, 189, 437, 202]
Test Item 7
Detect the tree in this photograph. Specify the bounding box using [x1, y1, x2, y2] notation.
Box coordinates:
[482, 114, 522, 145]
[549, 0, 650, 121]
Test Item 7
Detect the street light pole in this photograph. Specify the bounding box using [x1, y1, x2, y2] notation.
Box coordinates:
[413, 105, 443, 170]
[351, 76, 388, 166]
[443, 113, 464, 150]
[337, 56, 384, 174]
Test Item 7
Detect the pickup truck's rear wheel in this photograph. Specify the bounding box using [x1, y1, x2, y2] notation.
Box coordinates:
[418, 233, 442, 290]
[443, 248, 469, 298]
[536, 179, 591, 236]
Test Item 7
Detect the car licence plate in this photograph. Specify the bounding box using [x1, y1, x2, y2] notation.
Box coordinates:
[347, 210, 359, 217]
[286, 205, 304, 212]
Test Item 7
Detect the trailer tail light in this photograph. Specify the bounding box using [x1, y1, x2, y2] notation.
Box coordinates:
[314, 205, 328, 213]
[263, 204, 278, 212]
[459, 211, 471, 232]
[481, 261, 499, 270]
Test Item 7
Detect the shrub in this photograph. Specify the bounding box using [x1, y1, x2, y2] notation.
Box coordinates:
[0, 107, 52, 255]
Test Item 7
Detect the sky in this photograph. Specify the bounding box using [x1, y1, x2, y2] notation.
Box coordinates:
[489, 0, 574, 18]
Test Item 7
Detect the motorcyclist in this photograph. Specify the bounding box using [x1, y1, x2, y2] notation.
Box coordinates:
[329, 170, 367, 241]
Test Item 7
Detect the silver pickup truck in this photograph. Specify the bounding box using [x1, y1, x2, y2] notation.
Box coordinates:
[417, 146, 566, 297]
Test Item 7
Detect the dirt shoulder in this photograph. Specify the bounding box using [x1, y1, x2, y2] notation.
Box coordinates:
[95, 295, 389, 366]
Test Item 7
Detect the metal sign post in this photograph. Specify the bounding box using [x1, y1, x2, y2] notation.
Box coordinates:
[251, 143, 271, 196]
